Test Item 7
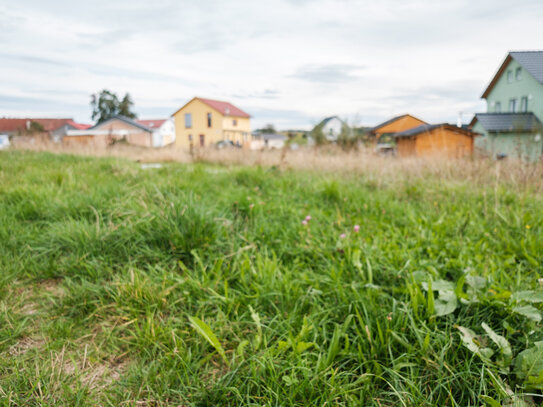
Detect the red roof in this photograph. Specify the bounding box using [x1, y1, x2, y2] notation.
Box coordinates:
[67, 120, 91, 130]
[0, 118, 73, 133]
[197, 98, 250, 118]
[136, 119, 166, 129]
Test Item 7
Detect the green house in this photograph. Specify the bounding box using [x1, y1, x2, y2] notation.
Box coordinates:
[471, 51, 543, 161]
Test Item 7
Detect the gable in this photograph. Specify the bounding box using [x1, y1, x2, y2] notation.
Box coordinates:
[482, 51, 543, 99]
[372, 115, 427, 135]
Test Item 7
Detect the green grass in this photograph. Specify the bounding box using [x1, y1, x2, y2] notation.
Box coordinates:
[0, 150, 542, 406]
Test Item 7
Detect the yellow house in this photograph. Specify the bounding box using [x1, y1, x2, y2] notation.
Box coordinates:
[173, 97, 251, 149]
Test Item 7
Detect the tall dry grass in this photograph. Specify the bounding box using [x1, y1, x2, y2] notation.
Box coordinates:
[11, 141, 543, 192]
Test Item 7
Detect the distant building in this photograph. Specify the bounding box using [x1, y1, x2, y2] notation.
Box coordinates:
[369, 114, 427, 142]
[393, 124, 478, 158]
[172, 97, 251, 149]
[316, 116, 346, 142]
[136, 118, 176, 147]
[250, 132, 287, 150]
[0, 118, 90, 144]
[65, 115, 154, 147]
[471, 51, 543, 161]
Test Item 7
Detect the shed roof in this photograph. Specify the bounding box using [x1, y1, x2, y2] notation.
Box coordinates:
[393, 123, 478, 138]
[482, 51, 543, 98]
[369, 114, 426, 133]
[471, 113, 542, 133]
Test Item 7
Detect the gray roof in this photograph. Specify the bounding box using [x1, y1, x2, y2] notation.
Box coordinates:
[393, 124, 440, 138]
[511, 51, 543, 84]
[319, 116, 344, 126]
[90, 115, 151, 132]
[474, 113, 541, 133]
[393, 123, 478, 138]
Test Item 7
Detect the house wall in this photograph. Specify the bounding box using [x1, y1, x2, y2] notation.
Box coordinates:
[152, 118, 176, 147]
[63, 135, 97, 147]
[222, 116, 251, 147]
[375, 116, 426, 138]
[323, 118, 343, 141]
[473, 122, 542, 161]
[486, 59, 543, 120]
[174, 99, 225, 148]
[396, 137, 416, 157]
[414, 128, 473, 158]
[92, 119, 152, 147]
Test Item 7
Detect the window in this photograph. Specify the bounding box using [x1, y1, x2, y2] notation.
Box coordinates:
[509, 98, 517, 113]
[521, 96, 528, 112]
[185, 113, 192, 128]
[233, 119, 237, 126]
[199, 134, 205, 147]
[515, 67, 522, 81]
[507, 70, 513, 83]
[495, 102, 501, 113]
[188, 134, 193, 141]
[207, 113, 212, 128]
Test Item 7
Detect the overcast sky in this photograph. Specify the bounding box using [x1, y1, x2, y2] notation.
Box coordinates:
[1, 0, 542, 129]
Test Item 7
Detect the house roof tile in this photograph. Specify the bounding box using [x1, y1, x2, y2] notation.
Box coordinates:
[472, 113, 541, 132]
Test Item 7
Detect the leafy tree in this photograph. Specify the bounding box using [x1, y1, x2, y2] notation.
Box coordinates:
[310, 122, 327, 146]
[261, 124, 277, 134]
[90, 89, 137, 124]
[118, 94, 136, 119]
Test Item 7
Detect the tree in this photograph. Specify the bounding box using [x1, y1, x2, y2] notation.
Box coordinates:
[261, 124, 277, 134]
[90, 89, 137, 124]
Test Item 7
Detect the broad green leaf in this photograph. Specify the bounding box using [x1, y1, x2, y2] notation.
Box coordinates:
[481, 322, 512, 368]
[456, 325, 494, 363]
[434, 290, 457, 316]
[512, 305, 542, 322]
[188, 316, 229, 366]
[511, 291, 543, 303]
[421, 279, 454, 292]
[514, 341, 543, 390]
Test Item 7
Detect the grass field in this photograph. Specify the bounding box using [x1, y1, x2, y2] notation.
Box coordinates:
[1, 150, 542, 406]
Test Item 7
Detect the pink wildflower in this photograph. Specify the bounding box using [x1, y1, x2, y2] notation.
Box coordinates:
[340, 233, 346, 239]
[302, 220, 308, 225]
[305, 215, 312, 221]
[354, 225, 360, 233]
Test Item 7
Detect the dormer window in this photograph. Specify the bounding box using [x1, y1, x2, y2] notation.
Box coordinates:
[515, 67, 522, 81]
[507, 70, 513, 83]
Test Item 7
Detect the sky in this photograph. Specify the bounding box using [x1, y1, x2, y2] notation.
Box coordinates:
[1, 0, 542, 130]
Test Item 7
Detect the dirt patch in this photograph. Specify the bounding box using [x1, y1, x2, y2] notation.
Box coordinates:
[8, 336, 45, 356]
[61, 345, 128, 391]
[38, 279, 64, 297]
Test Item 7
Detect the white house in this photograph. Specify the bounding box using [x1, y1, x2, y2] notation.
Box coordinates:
[0, 134, 10, 150]
[137, 118, 176, 147]
[318, 116, 345, 142]
[250, 133, 287, 150]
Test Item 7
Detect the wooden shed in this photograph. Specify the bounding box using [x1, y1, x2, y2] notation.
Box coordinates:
[394, 124, 478, 158]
